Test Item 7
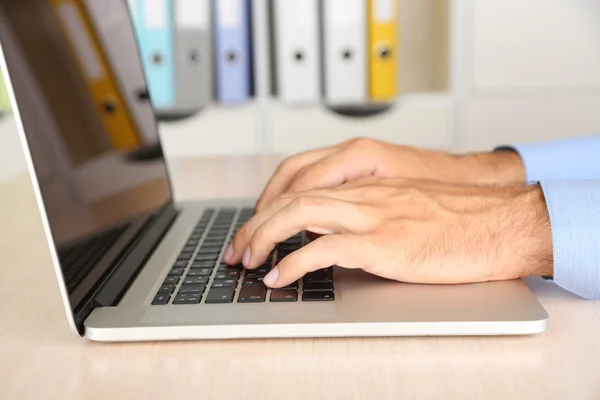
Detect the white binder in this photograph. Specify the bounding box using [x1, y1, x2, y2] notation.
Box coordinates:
[272, 0, 320, 104]
[83, 0, 160, 145]
[323, 0, 367, 105]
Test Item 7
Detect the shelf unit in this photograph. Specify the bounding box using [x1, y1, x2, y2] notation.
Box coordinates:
[160, 0, 455, 157]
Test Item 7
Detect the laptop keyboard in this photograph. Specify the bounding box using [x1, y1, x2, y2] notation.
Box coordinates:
[151, 208, 335, 305]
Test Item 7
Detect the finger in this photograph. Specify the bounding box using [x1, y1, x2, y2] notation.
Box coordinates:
[263, 234, 367, 288]
[255, 147, 336, 212]
[228, 189, 363, 265]
[285, 151, 377, 194]
[246, 197, 373, 268]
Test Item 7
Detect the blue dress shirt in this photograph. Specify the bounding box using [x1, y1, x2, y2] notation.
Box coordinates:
[498, 135, 600, 300]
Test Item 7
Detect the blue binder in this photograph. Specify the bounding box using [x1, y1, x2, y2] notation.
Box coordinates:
[213, 0, 252, 104]
[129, 0, 175, 109]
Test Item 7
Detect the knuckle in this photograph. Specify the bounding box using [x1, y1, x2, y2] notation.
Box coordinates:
[278, 156, 299, 173]
[350, 137, 378, 149]
[250, 225, 271, 248]
[289, 166, 312, 188]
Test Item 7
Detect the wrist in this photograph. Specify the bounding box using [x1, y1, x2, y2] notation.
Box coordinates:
[454, 151, 526, 185]
[512, 185, 554, 278]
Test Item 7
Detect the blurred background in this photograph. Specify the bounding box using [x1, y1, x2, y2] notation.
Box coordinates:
[1, 0, 600, 189]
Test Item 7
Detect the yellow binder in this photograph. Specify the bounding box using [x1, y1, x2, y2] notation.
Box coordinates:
[368, 0, 399, 102]
[0, 68, 10, 111]
[49, 0, 141, 151]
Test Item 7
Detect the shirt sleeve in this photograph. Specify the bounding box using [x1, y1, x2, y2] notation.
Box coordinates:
[538, 180, 600, 300]
[497, 134, 600, 181]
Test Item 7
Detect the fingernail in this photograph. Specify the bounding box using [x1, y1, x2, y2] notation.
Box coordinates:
[242, 247, 251, 266]
[263, 267, 279, 287]
[224, 245, 233, 262]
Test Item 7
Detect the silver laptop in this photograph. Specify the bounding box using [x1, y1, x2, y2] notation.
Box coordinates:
[0, 1, 548, 342]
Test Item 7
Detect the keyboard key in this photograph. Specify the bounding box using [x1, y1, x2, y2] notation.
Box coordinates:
[178, 284, 206, 294]
[194, 254, 219, 262]
[211, 279, 237, 288]
[158, 284, 176, 294]
[163, 276, 180, 284]
[202, 240, 223, 247]
[303, 270, 333, 283]
[302, 291, 334, 302]
[303, 282, 334, 292]
[270, 290, 298, 302]
[168, 268, 186, 276]
[173, 292, 202, 304]
[191, 261, 215, 268]
[245, 270, 268, 278]
[209, 227, 230, 233]
[242, 277, 264, 286]
[188, 268, 213, 276]
[206, 236, 226, 242]
[186, 239, 200, 247]
[218, 263, 243, 272]
[182, 245, 197, 253]
[303, 275, 333, 284]
[199, 246, 222, 254]
[152, 293, 171, 305]
[205, 287, 235, 304]
[183, 276, 209, 285]
[280, 281, 299, 290]
[173, 260, 188, 268]
[214, 271, 240, 280]
[158, 283, 175, 294]
[177, 253, 193, 261]
[196, 250, 221, 257]
[238, 286, 267, 303]
[212, 220, 232, 226]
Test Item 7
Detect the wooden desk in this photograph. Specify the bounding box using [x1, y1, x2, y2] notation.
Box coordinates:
[1, 157, 600, 400]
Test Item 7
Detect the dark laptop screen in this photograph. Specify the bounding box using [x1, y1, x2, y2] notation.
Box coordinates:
[0, 1, 173, 299]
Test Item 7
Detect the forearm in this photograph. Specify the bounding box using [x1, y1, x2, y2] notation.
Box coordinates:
[454, 151, 525, 184]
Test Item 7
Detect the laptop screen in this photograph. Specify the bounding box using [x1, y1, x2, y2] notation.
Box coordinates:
[0, 1, 173, 303]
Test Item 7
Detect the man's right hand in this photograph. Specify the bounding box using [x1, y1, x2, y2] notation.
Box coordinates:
[255, 138, 526, 212]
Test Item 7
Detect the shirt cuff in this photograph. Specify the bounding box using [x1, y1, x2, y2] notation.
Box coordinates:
[495, 135, 600, 181]
[539, 180, 600, 300]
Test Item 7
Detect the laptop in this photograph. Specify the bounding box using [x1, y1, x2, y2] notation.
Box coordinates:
[0, 1, 548, 342]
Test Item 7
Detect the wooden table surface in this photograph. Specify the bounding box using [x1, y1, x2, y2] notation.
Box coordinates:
[1, 156, 600, 400]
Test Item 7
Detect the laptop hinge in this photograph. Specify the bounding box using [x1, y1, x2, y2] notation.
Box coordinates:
[91, 204, 178, 307]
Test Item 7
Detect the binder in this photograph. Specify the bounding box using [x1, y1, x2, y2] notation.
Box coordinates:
[129, 0, 176, 110]
[213, 0, 252, 104]
[49, 0, 142, 151]
[272, 0, 321, 103]
[81, 0, 159, 145]
[368, 0, 398, 102]
[323, 0, 367, 105]
[174, 0, 213, 110]
[0, 67, 9, 111]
